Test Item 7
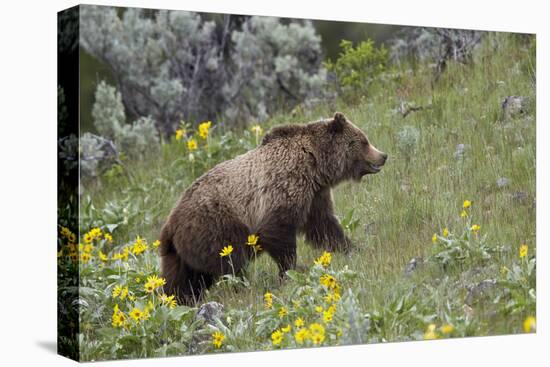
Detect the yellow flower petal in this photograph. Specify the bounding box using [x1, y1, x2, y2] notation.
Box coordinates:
[523, 316, 536, 333]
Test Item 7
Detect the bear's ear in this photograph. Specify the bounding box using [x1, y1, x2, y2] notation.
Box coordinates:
[328, 112, 346, 134]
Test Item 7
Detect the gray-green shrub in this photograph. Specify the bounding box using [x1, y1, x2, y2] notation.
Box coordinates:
[92, 81, 159, 161]
[80, 6, 328, 132]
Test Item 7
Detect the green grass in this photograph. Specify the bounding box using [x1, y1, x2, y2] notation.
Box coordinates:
[63, 32, 535, 360]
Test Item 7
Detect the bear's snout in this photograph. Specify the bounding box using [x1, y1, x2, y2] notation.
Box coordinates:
[364, 144, 387, 174]
[379, 151, 388, 166]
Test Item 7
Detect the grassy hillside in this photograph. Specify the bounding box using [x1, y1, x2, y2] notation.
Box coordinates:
[62, 33, 536, 360]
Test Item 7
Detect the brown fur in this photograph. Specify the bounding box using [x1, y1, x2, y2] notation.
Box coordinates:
[159, 112, 387, 304]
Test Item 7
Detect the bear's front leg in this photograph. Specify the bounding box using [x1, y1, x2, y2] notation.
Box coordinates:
[258, 219, 297, 278]
[304, 188, 352, 252]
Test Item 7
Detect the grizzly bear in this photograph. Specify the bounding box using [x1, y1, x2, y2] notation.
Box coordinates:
[159, 112, 387, 304]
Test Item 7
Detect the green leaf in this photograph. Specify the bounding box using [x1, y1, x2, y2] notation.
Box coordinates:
[96, 327, 121, 339]
[285, 270, 306, 283]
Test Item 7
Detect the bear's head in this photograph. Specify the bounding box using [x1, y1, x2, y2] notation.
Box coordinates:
[325, 112, 388, 183]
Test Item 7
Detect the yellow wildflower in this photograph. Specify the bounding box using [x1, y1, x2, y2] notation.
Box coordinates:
[264, 292, 273, 309]
[212, 331, 225, 348]
[112, 285, 123, 298]
[60, 227, 76, 242]
[519, 244, 528, 259]
[57, 249, 63, 258]
[187, 138, 198, 151]
[295, 327, 309, 344]
[311, 333, 325, 345]
[320, 274, 337, 290]
[69, 252, 78, 262]
[160, 294, 177, 309]
[80, 253, 91, 263]
[90, 228, 102, 238]
[98, 251, 108, 262]
[315, 306, 323, 313]
[112, 247, 129, 262]
[104, 233, 113, 243]
[113, 313, 127, 327]
[144, 275, 166, 293]
[219, 245, 233, 257]
[271, 329, 284, 346]
[83, 243, 93, 253]
[523, 316, 536, 333]
[309, 323, 325, 345]
[309, 323, 325, 334]
[314, 251, 332, 267]
[111, 311, 126, 327]
[460, 210, 468, 218]
[323, 309, 334, 323]
[111, 286, 128, 300]
[111, 305, 126, 328]
[129, 308, 144, 322]
[294, 317, 305, 328]
[463, 200, 472, 209]
[443, 228, 449, 238]
[60, 226, 71, 238]
[246, 234, 261, 251]
[84, 228, 102, 243]
[152, 240, 161, 249]
[83, 233, 93, 244]
[175, 128, 184, 141]
[144, 281, 155, 293]
[432, 233, 437, 243]
[424, 324, 438, 340]
[198, 121, 212, 139]
[157, 276, 166, 288]
[131, 236, 148, 255]
[278, 307, 288, 318]
[159, 293, 170, 302]
[470, 224, 481, 233]
[120, 286, 129, 300]
[281, 324, 292, 333]
[247, 234, 259, 246]
[440, 324, 454, 334]
[324, 292, 341, 304]
[250, 125, 263, 135]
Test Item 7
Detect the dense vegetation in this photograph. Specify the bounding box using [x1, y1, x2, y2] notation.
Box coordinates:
[58, 10, 535, 360]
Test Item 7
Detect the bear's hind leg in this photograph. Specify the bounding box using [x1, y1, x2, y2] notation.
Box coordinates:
[161, 253, 190, 305]
[185, 267, 215, 304]
[162, 256, 214, 305]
